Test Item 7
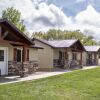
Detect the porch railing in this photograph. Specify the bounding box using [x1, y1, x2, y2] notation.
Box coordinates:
[53, 59, 65, 68]
[65, 59, 83, 69]
[53, 59, 82, 69]
[86, 59, 98, 65]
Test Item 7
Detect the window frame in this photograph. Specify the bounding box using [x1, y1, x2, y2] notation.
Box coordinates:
[72, 52, 77, 60]
[16, 48, 23, 62]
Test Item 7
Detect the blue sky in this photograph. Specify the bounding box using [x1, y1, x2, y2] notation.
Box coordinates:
[0, 0, 100, 40]
[46, 0, 100, 16]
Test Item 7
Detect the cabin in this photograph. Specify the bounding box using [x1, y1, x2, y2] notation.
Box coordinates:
[33, 38, 85, 71]
[83, 46, 100, 66]
[0, 19, 42, 76]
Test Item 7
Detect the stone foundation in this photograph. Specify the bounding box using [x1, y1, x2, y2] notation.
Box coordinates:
[8, 61, 39, 75]
[28, 61, 38, 74]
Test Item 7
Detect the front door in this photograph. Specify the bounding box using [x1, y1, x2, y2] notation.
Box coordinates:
[0, 47, 8, 75]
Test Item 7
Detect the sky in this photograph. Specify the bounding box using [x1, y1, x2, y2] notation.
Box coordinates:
[0, 0, 100, 40]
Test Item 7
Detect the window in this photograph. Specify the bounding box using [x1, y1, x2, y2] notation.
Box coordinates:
[94, 53, 97, 59]
[13, 48, 22, 62]
[17, 49, 22, 62]
[59, 51, 62, 59]
[87, 53, 92, 59]
[0, 50, 4, 61]
[99, 53, 100, 59]
[26, 49, 29, 61]
[13, 48, 29, 62]
[65, 52, 68, 59]
[72, 52, 77, 60]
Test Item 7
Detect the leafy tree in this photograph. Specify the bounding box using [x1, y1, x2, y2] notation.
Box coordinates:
[31, 29, 97, 45]
[32, 32, 45, 39]
[82, 36, 97, 45]
[2, 7, 26, 32]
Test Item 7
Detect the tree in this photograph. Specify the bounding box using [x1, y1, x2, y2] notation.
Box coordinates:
[2, 7, 26, 32]
[32, 32, 45, 39]
[31, 29, 97, 45]
[82, 36, 97, 45]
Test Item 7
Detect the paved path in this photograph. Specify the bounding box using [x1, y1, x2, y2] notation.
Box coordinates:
[0, 66, 99, 85]
[0, 70, 70, 85]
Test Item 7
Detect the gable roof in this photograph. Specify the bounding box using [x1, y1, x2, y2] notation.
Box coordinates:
[33, 38, 85, 50]
[0, 19, 33, 45]
[48, 40, 78, 48]
[32, 38, 54, 47]
[84, 46, 100, 52]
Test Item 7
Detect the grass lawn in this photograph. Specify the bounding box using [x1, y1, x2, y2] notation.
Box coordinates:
[0, 67, 100, 100]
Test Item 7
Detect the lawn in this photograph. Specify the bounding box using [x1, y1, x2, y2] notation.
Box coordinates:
[0, 67, 100, 100]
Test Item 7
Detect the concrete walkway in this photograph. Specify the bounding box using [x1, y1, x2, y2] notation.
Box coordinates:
[0, 66, 99, 85]
[0, 70, 70, 85]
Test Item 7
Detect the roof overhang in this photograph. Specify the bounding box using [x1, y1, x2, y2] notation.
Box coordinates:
[0, 19, 34, 45]
[31, 45, 44, 49]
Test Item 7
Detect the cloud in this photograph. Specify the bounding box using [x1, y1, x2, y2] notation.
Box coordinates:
[0, 1, 100, 40]
[24, 2, 72, 33]
[76, 0, 86, 3]
[74, 5, 100, 40]
[0, 0, 72, 33]
[75, 5, 100, 26]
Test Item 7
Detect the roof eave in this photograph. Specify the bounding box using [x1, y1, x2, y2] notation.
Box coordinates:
[0, 18, 34, 45]
[32, 38, 54, 48]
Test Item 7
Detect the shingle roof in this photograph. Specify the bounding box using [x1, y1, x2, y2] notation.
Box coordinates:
[33, 38, 80, 48]
[84, 46, 100, 52]
[48, 40, 78, 48]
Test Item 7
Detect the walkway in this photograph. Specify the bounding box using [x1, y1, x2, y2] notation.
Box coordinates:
[0, 66, 99, 85]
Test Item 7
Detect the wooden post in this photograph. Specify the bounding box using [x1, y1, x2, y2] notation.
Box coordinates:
[23, 46, 26, 62]
[94, 53, 97, 65]
[80, 52, 83, 68]
[20, 46, 26, 77]
[0, 26, 2, 38]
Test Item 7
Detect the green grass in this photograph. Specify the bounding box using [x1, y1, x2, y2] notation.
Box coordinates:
[0, 67, 100, 100]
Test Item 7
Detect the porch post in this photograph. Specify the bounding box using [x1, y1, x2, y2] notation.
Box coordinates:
[23, 46, 26, 62]
[80, 52, 83, 68]
[20, 46, 27, 77]
[0, 26, 2, 38]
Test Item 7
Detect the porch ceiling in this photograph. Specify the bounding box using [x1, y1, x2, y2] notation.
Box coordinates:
[0, 19, 34, 46]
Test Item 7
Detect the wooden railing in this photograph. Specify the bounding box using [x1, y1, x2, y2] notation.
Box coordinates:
[53, 59, 65, 68]
[86, 59, 98, 65]
[53, 59, 82, 69]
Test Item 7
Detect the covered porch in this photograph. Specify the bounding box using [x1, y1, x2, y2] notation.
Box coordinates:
[53, 40, 85, 69]
[84, 46, 100, 66]
[86, 52, 99, 66]
[0, 19, 39, 77]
